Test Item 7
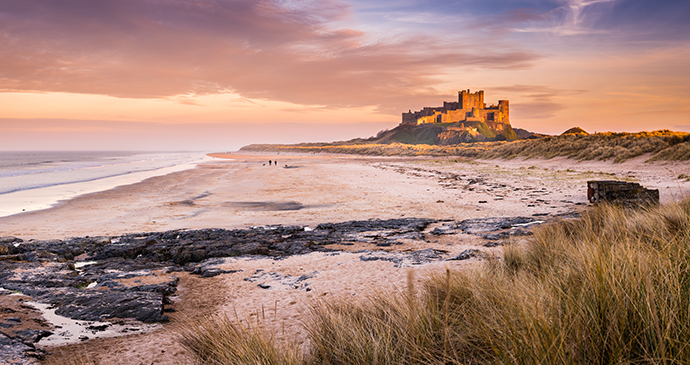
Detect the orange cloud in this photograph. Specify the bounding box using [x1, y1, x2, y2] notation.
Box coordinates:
[0, 0, 539, 114]
[0, 118, 395, 151]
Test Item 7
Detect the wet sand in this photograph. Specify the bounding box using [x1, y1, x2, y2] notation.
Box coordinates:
[1, 152, 688, 364]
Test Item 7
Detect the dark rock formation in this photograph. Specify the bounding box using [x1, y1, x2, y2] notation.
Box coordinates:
[358, 248, 445, 268]
[448, 249, 481, 261]
[0, 215, 554, 359]
[430, 216, 544, 238]
[0, 333, 45, 364]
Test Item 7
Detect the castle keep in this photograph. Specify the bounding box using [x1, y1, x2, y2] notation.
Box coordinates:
[401, 90, 509, 130]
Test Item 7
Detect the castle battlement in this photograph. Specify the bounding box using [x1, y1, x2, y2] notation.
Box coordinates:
[401, 89, 509, 127]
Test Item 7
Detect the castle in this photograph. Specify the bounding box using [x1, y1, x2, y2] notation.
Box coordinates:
[401, 90, 509, 131]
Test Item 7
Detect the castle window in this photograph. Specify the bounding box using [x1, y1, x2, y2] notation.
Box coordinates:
[487, 112, 494, 121]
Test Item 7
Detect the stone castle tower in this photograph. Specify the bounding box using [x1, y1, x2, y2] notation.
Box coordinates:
[401, 89, 509, 130]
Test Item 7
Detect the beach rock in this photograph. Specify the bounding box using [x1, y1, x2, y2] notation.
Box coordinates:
[10, 218, 440, 267]
[359, 248, 445, 267]
[430, 216, 545, 241]
[455, 217, 537, 234]
[53, 290, 168, 323]
[447, 249, 481, 261]
[190, 260, 242, 278]
[243, 269, 317, 290]
[7, 285, 169, 323]
[0, 333, 43, 364]
[318, 218, 435, 247]
[14, 329, 52, 344]
[0, 236, 22, 245]
[0, 257, 175, 326]
[482, 227, 533, 241]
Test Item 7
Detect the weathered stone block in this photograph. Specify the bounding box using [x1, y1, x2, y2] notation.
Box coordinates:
[587, 180, 659, 206]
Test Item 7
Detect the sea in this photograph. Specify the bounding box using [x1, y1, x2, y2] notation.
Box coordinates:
[0, 151, 210, 217]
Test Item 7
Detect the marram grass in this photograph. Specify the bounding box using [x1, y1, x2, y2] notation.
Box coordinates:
[178, 314, 303, 365]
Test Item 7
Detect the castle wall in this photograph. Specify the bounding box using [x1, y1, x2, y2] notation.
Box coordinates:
[401, 90, 509, 127]
[459, 89, 484, 110]
[446, 109, 466, 124]
[417, 114, 438, 125]
[498, 100, 509, 124]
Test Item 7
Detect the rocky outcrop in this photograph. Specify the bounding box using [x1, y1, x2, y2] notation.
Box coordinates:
[0, 215, 558, 359]
[430, 216, 547, 241]
[0, 333, 45, 365]
[0, 218, 439, 324]
[437, 130, 481, 144]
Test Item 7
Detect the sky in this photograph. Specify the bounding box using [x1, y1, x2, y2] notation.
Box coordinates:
[1, 0, 689, 151]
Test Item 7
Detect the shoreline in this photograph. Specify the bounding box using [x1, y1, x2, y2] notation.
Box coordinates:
[1, 152, 688, 241]
[0, 152, 211, 219]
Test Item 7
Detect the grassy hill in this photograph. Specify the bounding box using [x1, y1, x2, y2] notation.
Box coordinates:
[241, 130, 690, 162]
[367, 121, 519, 145]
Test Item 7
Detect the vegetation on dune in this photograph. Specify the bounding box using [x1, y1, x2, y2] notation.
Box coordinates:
[179, 315, 303, 365]
[480, 130, 690, 162]
[241, 129, 690, 162]
[561, 126, 589, 135]
[242, 141, 501, 158]
[379, 124, 445, 145]
[179, 198, 690, 364]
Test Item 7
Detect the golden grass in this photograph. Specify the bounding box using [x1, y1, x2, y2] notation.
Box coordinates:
[240, 141, 501, 158]
[178, 314, 303, 365]
[177, 197, 690, 364]
[42, 350, 100, 365]
[482, 130, 690, 162]
[241, 130, 690, 162]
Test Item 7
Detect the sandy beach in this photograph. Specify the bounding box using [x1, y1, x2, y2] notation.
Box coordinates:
[1, 152, 689, 364]
[3, 152, 687, 241]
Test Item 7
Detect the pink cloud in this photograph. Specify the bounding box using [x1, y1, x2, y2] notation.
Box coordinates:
[489, 85, 588, 119]
[0, 0, 540, 114]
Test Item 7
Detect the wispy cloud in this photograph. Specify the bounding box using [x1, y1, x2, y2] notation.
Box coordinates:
[512, 0, 619, 35]
[512, 0, 690, 41]
[492, 84, 588, 119]
[492, 85, 587, 100]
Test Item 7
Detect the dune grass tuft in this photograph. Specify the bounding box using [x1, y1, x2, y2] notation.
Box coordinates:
[178, 314, 303, 365]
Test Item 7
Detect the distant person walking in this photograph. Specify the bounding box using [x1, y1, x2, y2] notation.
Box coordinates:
[274, 161, 277, 166]
[269, 160, 272, 166]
